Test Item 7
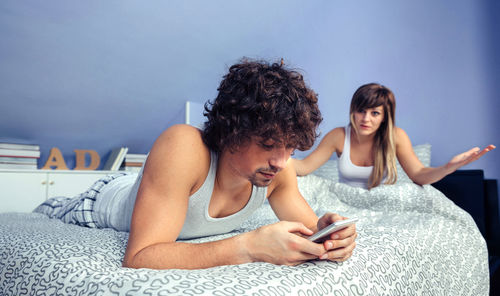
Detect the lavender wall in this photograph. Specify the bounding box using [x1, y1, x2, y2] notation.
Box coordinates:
[1, 0, 498, 180]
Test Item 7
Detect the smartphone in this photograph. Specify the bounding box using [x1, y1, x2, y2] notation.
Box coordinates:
[307, 218, 358, 243]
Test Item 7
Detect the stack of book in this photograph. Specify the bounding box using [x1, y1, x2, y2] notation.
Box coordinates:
[0, 142, 40, 170]
[122, 153, 147, 172]
[102, 147, 128, 171]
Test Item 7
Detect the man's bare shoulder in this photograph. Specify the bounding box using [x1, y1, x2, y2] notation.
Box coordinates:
[155, 124, 205, 145]
[152, 124, 208, 155]
[145, 124, 211, 191]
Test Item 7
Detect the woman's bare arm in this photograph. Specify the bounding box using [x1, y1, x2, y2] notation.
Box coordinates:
[396, 127, 495, 185]
[293, 128, 344, 176]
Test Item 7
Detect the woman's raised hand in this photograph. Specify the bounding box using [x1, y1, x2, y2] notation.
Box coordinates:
[445, 144, 496, 172]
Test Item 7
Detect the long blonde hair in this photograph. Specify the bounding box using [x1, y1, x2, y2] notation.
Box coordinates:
[349, 83, 397, 189]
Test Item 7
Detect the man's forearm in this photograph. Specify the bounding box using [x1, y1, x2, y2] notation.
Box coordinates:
[123, 234, 251, 270]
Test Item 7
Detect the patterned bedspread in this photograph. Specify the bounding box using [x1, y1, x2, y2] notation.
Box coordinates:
[0, 174, 489, 295]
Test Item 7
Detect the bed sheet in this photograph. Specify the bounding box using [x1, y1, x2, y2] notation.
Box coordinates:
[0, 174, 489, 295]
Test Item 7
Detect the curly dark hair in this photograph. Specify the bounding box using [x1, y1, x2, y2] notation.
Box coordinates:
[202, 59, 322, 153]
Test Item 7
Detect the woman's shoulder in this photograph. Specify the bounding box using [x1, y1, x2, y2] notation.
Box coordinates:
[326, 126, 346, 138]
[320, 126, 346, 153]
[394, 126, 410, 140]
[329, 126, 347, 143]
[394, 126, 413, 149]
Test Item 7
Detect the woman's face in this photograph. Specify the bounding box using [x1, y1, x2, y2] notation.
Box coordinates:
[353, 105, 385, 137]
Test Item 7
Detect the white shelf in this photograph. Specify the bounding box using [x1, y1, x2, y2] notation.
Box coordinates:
[0, 169, 117, 174]
[0, 170, 117, 213]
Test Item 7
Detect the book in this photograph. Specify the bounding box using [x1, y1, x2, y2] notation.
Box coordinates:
[122, 153, 147, 171]
[0, 163, 38, 170]
[123, 166, 142, 173]
[123, 162, 143, 167]
[0, 143, 40, 151]
[103, 147, 128, 171]
[0, 157, 38, 164]
[124, 153, 148, 162]
[0, 148, 40, 158]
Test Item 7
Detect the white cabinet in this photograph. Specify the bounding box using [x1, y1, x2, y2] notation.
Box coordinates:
[0, 170, 113, 213]
[0, 172, 46, 213]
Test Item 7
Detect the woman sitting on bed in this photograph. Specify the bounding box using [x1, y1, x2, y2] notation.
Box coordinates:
[293, 83, 495, 189]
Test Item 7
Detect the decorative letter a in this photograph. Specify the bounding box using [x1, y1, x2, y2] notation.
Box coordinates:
[41, 147, 69, 170]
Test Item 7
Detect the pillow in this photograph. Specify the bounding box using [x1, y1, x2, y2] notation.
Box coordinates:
[308, 144, 432, 184]
[311, 159, 340, 182]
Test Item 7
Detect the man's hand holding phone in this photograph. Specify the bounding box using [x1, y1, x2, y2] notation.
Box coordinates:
[312, 213, 358, 261]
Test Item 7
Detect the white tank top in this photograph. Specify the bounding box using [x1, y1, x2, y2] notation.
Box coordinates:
[94, 151, 268, 239]
[338, 125, 373, 189]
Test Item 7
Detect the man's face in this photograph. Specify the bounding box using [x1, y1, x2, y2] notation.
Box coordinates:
[227, 138, 295, 187]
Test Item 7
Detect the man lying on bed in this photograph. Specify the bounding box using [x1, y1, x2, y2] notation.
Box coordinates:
[34, 59, 357, 270]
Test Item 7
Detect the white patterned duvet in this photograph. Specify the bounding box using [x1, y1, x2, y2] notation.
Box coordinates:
[0, 174, 489, 295]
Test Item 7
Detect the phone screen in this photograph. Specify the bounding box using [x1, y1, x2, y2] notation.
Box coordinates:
[307, 218, 358, 243]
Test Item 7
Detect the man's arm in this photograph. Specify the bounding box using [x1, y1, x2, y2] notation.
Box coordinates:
[122, 125, 327, 269]
[268, 160, 319, 229]
[267, 160, 357, 262]
[122, 125, 247, 269]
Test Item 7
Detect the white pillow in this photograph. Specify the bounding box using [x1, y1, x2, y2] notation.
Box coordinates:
[311, 159, 340, 182]
[309, 144, 432, 183]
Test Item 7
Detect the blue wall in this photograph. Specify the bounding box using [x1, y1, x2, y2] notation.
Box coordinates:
[1, 0, 498, 181]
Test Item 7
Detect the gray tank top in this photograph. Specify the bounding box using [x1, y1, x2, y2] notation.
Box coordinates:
[338, 125, 373, 189]
[94, 151, 268, 240]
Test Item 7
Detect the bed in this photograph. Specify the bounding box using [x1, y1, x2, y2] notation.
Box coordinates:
[0, 145, 491, 295]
